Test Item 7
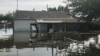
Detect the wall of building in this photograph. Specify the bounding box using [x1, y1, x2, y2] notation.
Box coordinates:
[54, 24, 65, 32]
[37, 23, 88, 33]
[14, 19, 36, 32]
[38, 24, 47, 32]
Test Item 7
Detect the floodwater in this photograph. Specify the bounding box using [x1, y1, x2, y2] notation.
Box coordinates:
[0, 28, 100, 56]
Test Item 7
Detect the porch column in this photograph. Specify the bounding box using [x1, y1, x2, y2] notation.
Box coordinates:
[53, 23, 54, 32]
[38, 24, 41, 40]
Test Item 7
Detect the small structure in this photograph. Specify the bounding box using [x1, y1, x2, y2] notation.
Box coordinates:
[14, 10, 88, 32]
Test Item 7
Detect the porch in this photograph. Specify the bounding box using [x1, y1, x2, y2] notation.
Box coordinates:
[31, 22, 89, 33]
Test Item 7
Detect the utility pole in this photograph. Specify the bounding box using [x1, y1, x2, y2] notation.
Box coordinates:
[17, 0, 18, 10]
[47, 4, 49, 11]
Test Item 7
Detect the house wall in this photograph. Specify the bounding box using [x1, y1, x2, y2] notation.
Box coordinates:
[54, 24, 65, 32]
[14, 19, 36, 32]
[38, 24, 47, 32]
[37, 23, 89, 33]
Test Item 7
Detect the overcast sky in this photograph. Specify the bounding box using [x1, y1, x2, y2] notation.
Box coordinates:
[0, 0, 66, 14]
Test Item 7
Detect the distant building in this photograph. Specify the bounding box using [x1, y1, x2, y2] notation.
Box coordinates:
[14, 10, 88, 32]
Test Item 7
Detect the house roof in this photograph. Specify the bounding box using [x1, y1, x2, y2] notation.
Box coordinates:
[15, 10, 83, 23]
[37, 17, 79, 23]
[15, 10, 70, 19]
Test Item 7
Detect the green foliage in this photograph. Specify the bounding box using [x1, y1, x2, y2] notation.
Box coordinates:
[48, 5, 69, 12]
[4, 13, 14, 22]
[0, 12, 14, 22]
[66, 0, 100, 22]
[58, 6, 65, 11]
[58, 5, 69, 12]
[92, 17, 100, 25]
[48, 7, 57, 11]
[0, 14, 4, 21]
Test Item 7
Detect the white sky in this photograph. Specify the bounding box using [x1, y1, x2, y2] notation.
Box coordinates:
[0, 0, 66, 14]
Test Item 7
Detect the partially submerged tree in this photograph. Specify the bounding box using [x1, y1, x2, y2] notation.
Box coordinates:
[0, 12, 14, 22]
[4, 12, 14, 22]
[66, 0, 100, 22]
[0, 14, 4, 21]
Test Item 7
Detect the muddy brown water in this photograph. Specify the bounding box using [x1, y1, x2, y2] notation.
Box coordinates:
[0, 28, 100, 56]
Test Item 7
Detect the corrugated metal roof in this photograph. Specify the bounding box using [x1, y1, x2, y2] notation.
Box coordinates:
[15, 10, 70, 19]
[15, 10, 84, 23]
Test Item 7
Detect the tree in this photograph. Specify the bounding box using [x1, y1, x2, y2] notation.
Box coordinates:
[48, 7, 57, 11]
[92, 17, 100, 25]
[0, 12, 14, 22]
[66, 0, 100, 22]
[58, 6, 65, 11]
[0, 14, 4, 21]
[4, 12, 14, 22]
[58, 5, 69, 12]
[48, 6, 69, 12]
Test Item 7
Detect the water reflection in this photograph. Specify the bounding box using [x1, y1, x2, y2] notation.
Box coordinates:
[0, 28, 13, 49]
[0, 28, 13, 35]
[0, 28, 100, 56]
[0, 28, 13, 40]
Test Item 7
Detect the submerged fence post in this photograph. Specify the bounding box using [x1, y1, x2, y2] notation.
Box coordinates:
[51, 31, 54, 56]
[52, 23, 55, 56]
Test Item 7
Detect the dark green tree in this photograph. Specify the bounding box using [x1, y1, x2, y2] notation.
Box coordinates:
[58, 6, 65, 11]
[0, 12, 14, 23]
[58, 5, 69, 12]
[4, 13, 14, 22]
[66, 0, 100, 22]
[0, 14, 4, 21]
[48, 6, 69, 12]
[92, 17, 100, 25]
[48, 7, 57, 11]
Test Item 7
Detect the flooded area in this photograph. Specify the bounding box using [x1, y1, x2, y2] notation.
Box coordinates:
[0, 28, 100, 56]
[0, 28, 13, 39]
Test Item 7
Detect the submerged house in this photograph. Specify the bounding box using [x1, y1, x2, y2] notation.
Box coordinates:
[14, 10, 89, 32]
